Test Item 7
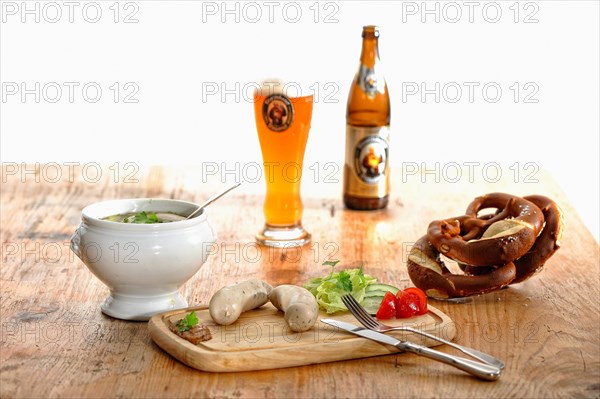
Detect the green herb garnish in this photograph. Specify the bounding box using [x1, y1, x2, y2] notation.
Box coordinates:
[336, 270, 354, 292]
[176, 311, 199, 333]
[131, 211, 160, 224]
[322, 259, 340, 267]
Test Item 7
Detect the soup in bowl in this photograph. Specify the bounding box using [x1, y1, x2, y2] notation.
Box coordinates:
[70, 198, 216, 321]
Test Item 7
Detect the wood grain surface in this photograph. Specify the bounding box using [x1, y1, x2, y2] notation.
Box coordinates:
[148, 304, 454, 372]
[1, 164, 599, 398]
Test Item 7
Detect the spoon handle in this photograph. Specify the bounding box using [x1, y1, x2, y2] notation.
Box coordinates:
[187, 182, 242, 219]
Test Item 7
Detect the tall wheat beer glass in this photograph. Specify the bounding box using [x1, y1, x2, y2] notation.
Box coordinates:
[254, 80, 313, 247]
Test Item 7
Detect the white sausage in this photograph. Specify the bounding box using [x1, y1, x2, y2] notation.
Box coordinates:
[209, 279, 273, 325]
[269, 285, 319, 332]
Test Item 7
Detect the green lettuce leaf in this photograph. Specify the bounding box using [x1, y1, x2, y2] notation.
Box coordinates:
[303, 262, 377, 314]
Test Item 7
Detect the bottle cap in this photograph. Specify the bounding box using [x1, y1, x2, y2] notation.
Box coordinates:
[362, 25, 380, 38]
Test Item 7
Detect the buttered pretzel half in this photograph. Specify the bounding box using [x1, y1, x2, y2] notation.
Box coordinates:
[408, 193, 564, 299]
[461, 195, 564, 284]
[427, 193, 545, 267]
[407, 236, 517, 298]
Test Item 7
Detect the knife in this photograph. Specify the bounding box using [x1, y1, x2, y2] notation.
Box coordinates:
[321, 318, 501, 381]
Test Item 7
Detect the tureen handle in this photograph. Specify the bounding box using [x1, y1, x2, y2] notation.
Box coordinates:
[70, 224, 84, 261]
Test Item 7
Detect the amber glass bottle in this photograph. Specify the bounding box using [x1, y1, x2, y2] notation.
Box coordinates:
[343, 25, 391, 210]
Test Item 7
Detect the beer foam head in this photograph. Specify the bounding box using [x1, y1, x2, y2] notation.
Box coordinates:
[255, 78, 312, 99]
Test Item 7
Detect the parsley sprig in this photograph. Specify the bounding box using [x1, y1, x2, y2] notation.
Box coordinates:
[176, 311, 199, 333]
[323, 260, 362, 292]
[124, 211, 161, 224]
[335, 270, 354, 292]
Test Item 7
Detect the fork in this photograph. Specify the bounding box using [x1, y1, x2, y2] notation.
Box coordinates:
[341, 294, 505, 369]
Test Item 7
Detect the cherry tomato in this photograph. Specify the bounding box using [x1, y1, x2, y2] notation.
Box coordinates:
[403, 287, 428, 315]
[375, 291, 397, 320]
[396, 291, 418, 318]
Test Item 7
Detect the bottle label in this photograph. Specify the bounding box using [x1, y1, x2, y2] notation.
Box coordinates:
[263, 94, 294, 132]
[345, 125, 390, 197]
[358, 65, 380, 98]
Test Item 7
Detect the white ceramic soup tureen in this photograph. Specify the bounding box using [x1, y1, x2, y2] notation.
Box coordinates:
[70, 198, 216, 321]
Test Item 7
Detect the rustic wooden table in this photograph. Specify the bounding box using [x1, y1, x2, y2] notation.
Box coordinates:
[1, 164, 598, 398]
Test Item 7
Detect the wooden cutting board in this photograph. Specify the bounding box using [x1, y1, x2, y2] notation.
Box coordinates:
[148, 303, 456, 372]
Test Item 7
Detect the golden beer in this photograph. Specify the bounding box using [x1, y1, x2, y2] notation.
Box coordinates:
[254, 81, 313, 246]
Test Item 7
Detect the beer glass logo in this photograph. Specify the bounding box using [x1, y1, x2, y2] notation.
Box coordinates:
[354, 136, 388, 183]
[263, 94, 294, 132]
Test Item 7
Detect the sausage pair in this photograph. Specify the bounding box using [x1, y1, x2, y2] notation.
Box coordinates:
[209, 279, 318, 332]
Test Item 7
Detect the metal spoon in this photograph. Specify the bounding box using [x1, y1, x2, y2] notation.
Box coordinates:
[186, 182, 241, 219]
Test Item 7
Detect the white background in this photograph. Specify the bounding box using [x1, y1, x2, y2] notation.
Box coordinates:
[1, 0, 598, 241]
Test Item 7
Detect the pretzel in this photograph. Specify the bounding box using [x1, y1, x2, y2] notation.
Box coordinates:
[407, 236, 517, 298]
[427, 193, 545, 266]
[408, 193, 563, 298]
[460, 195, 564, 284]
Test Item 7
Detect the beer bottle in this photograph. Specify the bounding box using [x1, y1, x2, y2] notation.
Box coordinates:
[343, 25, 391, 210]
